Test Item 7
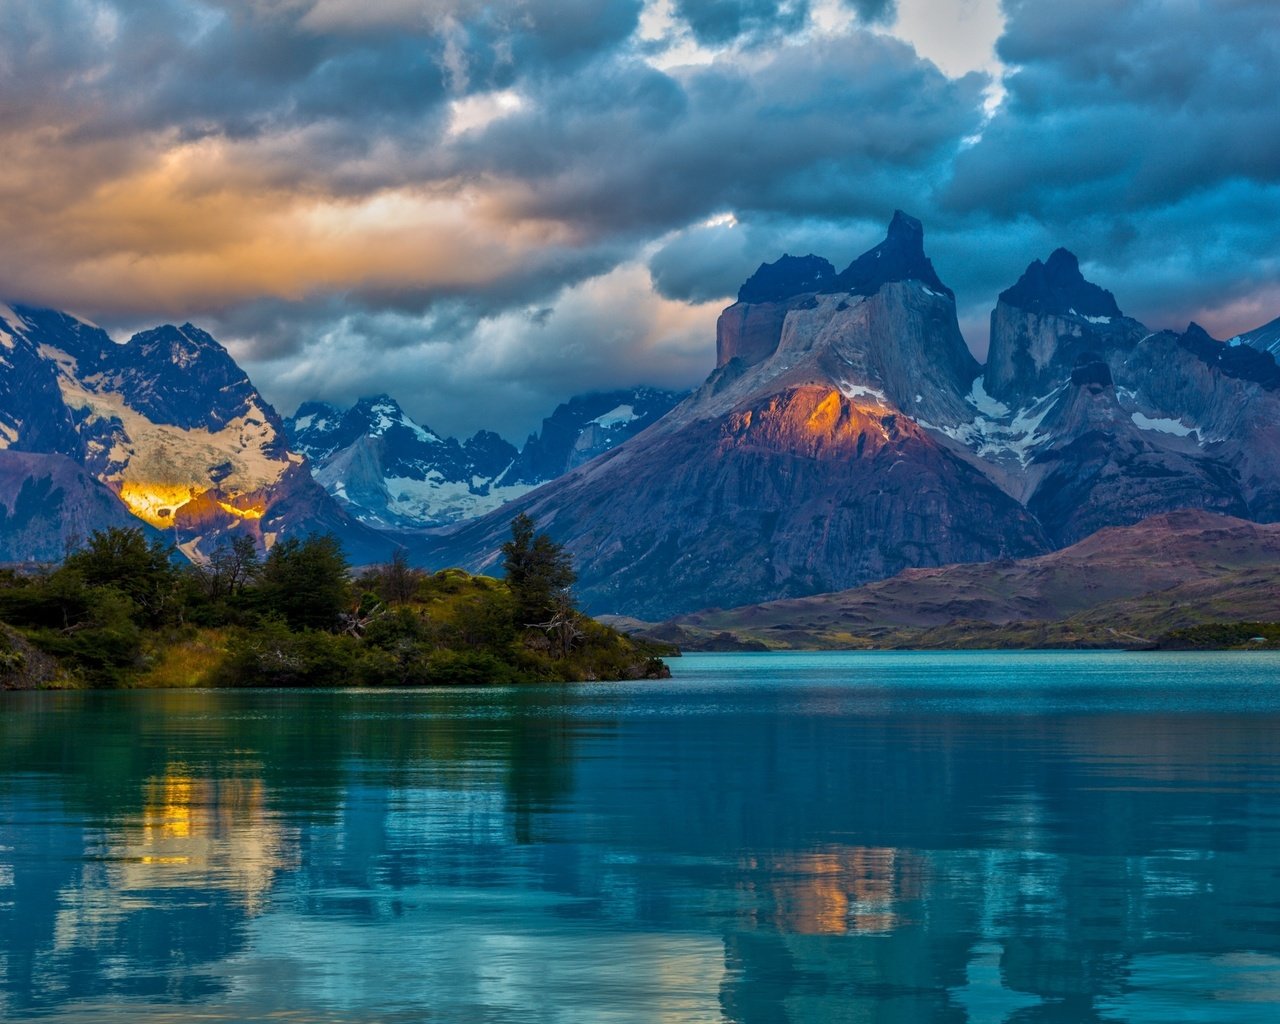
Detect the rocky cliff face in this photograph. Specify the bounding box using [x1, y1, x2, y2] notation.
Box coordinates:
[0, 303, 393, 563]
[962, 260, 1280, 544]
[422, 213, 1280, 618]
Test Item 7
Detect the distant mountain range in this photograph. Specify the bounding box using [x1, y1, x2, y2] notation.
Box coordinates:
[284, 388, 682, 529]
[424, 212, 1280, 618]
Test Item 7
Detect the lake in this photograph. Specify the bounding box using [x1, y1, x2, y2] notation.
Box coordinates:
[3, 651, 1280, 1022]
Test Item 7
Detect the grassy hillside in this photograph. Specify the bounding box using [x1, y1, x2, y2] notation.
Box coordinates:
[638, 511, 1280, 650]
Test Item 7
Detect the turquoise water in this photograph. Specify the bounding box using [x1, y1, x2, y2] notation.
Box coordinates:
[2, 650, 1280, 1022]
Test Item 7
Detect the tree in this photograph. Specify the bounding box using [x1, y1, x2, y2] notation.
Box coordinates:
[63, 527, 177, 626]
[255, 534, 350, 631]
[501, 513, 576, 628]
[377, 548, 422, 605]
[198, 535, 261, 600]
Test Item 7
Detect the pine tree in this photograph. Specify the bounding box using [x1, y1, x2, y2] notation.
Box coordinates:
[501, 513, 576, 628]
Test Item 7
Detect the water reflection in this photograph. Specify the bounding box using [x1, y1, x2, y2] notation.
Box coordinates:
[1, 652, 1279, 1021]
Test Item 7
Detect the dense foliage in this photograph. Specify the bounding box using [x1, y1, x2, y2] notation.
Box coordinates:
[0, 521, 671, 689]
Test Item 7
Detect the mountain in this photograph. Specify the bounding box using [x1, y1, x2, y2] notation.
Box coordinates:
[496, 388, 685, 486]
[420, 213, 1280, 619]
[0, 452, 166, 562]
[285, 395, 522, 529]
[640, 511, 1280, 649]
[424, 213, 1050, 617]
[0, 302, 394, 562]
[287, 387, 684, 528]
[1235, 313, 1280, 359]
[957, 252, 1280, 542]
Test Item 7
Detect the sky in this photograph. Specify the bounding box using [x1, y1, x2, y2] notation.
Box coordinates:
[1, 0, 1278, 441]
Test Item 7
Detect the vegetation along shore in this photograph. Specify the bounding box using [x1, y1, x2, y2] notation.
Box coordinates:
[0, 515, 671, 691]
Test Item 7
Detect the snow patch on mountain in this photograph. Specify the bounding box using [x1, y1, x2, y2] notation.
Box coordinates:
[918, 381, 1063, 467]
[837, 380, 888, 404]
[1131, 412, 1194, 436]
[382, 474, 535, 526]
[590, 405, 638, 428]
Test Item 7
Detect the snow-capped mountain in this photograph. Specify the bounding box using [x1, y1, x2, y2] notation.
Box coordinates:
[0, 303, 394, 562]
[286, 388, 684, 529]
[425, 212, 1280, 618]
[285, 395, 525, 529]
[497, 388, 685, 487]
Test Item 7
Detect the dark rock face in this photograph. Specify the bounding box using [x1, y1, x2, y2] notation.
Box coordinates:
[715, 301, 792, 369]
[1070, 354, 1113, 388]
[0, 309, 83, 458]
[828, 210, 954, 300]
[983, 252, 1144, 406]
[464, 430, 520, 481]
[999, 249, 1121, 320]
[101, 324, 267, 432]
[0, 451, 165, 562]
[1178, 323, 1280, 389]
[737, 254, 835, 303]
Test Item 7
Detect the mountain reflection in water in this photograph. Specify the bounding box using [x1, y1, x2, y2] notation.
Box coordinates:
[2, 651, 1279, 1022]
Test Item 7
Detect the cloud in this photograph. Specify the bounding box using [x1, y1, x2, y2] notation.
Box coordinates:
[463, 32, 984, 233]
[935, 0, 1280, 340]
[234, 262, 721, 440]
[0, 0, 1276, 437]
[673, 0, 812, 45]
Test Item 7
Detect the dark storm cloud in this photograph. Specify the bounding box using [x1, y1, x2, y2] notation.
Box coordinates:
[464, 32, 984, 233]
[673, 0, 810, 44]
[935, 0, 1280, 342]
[949, 0, 1280, 219]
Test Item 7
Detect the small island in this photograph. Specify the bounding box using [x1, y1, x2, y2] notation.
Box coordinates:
[0, 514, 671, 690]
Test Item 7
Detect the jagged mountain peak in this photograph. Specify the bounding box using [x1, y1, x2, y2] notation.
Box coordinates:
[292, 399, 343, 422]
[4, 304, 117, 364]
[829, 209, 954, 300]
[129, 323, 232, 368]
[1177, 322, 1280, 390]
[737, 254, 836, 304]
[348, 394, 440, 441]
[1000, 248, 1122, 320]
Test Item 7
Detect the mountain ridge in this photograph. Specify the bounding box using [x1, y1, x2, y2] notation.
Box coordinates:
[635, 510, 1280, 649]
[419, 213, 1280, 618]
